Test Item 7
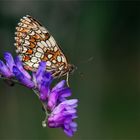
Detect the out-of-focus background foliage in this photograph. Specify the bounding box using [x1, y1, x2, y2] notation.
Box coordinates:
[0, 0, 140, 139]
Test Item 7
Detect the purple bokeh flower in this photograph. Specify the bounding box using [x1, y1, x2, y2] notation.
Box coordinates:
[47, 99, 78, 137]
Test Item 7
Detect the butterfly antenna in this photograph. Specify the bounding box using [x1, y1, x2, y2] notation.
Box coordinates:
[79, 56, 94, 64]
[75, 56, 94, 80]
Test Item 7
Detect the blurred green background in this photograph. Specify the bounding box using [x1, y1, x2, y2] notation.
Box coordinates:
[0, 0, 140, 139]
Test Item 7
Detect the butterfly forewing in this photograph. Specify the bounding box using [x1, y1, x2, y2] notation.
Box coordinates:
[15, 15, 69, 78]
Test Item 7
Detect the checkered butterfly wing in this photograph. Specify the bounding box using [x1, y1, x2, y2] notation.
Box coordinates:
[14, 15, 69, 78]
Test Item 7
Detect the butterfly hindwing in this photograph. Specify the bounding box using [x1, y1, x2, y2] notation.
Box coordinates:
[15, 15, 68, 77]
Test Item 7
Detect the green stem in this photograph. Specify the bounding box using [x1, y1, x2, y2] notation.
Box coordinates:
[32, 89, 49, 127]
[0, 76, 22, 85]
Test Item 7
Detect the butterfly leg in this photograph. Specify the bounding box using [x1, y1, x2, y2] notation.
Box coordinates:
[52, 71, 61, 79]
[52, 70, 70, 87]
[66, 73, 69, 87]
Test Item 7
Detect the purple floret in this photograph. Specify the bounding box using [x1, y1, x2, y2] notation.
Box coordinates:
[33, 62, 52, 101]
[47, 99, 78, 137]
[47, 80, 72, 111]
[13, 66, 35, 88]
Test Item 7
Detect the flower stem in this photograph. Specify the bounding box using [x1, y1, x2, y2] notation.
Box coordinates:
[32, 89, 49, 127]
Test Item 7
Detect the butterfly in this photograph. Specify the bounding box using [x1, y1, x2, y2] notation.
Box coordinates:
[14, 15, 75, 86]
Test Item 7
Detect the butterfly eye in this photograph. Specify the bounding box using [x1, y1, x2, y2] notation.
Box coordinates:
[69, 64, 77, 74]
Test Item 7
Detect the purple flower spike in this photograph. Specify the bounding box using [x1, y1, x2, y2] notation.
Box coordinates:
[0, 52, 78, 137]
[0, 60, 13, 77]
[13, 66, 35, 88]
[14, 56, 31, 80]
[47, 99, 78, 137]
[4, 52, 15, 72]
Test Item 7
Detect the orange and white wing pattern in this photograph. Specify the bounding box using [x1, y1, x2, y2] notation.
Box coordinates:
[14, 15, 70, 78]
